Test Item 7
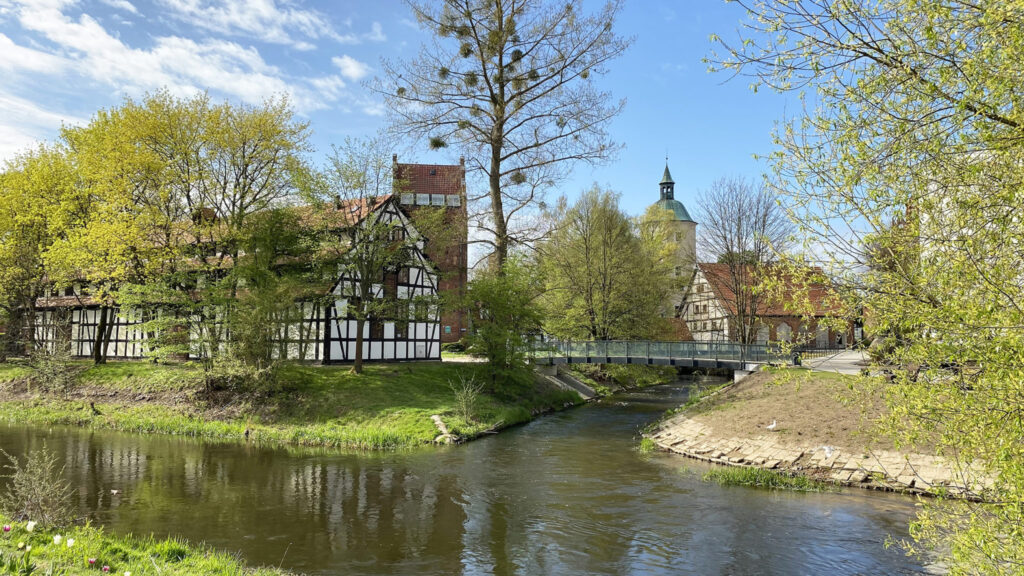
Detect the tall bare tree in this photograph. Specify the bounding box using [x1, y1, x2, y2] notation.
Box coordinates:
[696, 177, 794, 343]
[375, 0, 630, 271]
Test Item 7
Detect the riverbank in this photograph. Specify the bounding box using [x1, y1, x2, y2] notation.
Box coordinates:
[647, 367, 989, 498]
[0, 361, 580, 450]
[0, 517, 292, 576]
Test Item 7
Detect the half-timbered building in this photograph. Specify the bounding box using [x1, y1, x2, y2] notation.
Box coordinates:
[32, 161, 469, 364]
[681, 262, 852, 346]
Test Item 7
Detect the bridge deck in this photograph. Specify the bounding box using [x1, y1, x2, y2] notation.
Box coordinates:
[531, 340, 790, 369]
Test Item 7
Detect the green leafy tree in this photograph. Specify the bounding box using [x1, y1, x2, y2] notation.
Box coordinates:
[1, 91, 314, 371]
[377, 0, 631, 270]
[315, 135, 443, 374]
[465, 257, 542, 381]
[0, 145, 79, 359]
[714, 0, 1024, 570]
[537, 186, 676, 340]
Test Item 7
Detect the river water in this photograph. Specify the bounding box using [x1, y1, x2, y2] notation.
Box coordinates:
[0, 380, 931, 575]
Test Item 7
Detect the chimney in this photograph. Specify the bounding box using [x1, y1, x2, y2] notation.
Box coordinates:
[333, 194, 342, 209]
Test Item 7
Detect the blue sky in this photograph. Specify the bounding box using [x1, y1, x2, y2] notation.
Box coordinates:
[0, 0, 797, 218]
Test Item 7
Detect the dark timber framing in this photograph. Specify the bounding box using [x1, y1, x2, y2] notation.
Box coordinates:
[32, 197, 442, 364]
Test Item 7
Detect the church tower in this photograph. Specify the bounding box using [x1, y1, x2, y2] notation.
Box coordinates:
[651, 161, 697, 276]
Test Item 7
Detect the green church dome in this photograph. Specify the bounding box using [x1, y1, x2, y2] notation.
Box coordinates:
[654, 198, 694, 222]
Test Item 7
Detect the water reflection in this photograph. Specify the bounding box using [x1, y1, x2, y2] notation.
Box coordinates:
[0, 380, 930, 575]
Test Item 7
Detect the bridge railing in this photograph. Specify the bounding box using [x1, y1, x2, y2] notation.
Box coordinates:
[531, 339, 789, 364]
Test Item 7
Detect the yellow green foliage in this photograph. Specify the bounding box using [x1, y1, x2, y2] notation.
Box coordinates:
[717, 1, 1024, 571]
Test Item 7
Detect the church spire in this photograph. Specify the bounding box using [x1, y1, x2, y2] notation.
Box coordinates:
[660, 160, 675, 200]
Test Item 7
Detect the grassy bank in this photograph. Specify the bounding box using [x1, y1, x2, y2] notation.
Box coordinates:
[0, 361, 580, 450]
[702, 466, 838, 492]
[0, 517, 290, 576]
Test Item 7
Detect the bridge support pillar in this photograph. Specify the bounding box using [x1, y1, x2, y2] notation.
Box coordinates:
[734, 369, 754, 384]
[537, 364, 558, 376]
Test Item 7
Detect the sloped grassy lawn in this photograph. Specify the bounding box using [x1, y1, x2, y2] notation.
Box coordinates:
[0, 361, 579, 449]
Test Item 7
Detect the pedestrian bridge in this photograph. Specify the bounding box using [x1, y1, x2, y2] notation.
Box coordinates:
[531, 340, 790, 370]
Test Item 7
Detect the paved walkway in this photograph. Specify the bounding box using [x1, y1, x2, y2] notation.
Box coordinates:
[804, 349, 868, 375]
[649, 413, 988, 498]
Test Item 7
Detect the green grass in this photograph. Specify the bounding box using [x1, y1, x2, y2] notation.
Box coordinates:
[0, 362, 32, 382]
[702, 466, 838, 492]
[0, 516, 291, 575]
[637, 437, 657, 453]
[0, 361, 580, 450]
[75, 361, 203, 392]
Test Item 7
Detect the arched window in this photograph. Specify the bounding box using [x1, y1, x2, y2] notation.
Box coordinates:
[775, 323, 792, 343]
[816, 323, 829, 347]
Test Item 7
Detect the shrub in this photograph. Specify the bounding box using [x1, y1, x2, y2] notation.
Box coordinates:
[441, 340, 467, 353]
[449, 373, 484, 423]
[27, 335, 77, 398]
[0, 447, 75, 527]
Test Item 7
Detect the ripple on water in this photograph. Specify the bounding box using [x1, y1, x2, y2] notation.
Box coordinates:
[0, 386, 932, 576]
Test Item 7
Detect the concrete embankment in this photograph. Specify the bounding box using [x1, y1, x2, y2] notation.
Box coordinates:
[646, 369, 989, 498]
[535, 364, 598, 400]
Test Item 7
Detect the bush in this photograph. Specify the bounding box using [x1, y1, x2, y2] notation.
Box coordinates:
[200, 354, 277, 393]
[27, 336, 77, 398]
[0, 447, 75, 527]
[449, 373, 484, 423]
[441, 340, 467, 353]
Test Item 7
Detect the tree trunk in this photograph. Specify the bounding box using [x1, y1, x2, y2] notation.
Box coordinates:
[489, 138, 508, 272]
[352, 315, 365, 374]
[321, 302, 332, 365]
[93, 306, 108, 364]
[101, 308, 115, 361]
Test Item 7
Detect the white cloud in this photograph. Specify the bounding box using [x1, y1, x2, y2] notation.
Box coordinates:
[0, 91, 86, 160]
[5, 0, 347, 111]
[366, 22, 385, 42]
[100, 0, 138, 14]
[332, 55, 370, 82]
[0, 33, 68, 74]
[157, 0, 334, 50]
[0, 0, 384, 161]
[310, 75, 346, 100]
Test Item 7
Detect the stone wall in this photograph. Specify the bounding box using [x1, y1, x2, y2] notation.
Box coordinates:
[649, 414, 989, 499]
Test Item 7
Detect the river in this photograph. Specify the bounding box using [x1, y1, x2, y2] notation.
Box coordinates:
[0, 379, 932, 575]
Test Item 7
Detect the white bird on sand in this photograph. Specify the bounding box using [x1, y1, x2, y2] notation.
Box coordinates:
[766, 420, 777, 431]
[822, 446, 835, 458]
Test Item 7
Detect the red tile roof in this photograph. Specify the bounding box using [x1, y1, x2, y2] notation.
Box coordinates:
[294, 195, 393, 229]
[395, 162, 464, 197]
[697, 262, 841, 317]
